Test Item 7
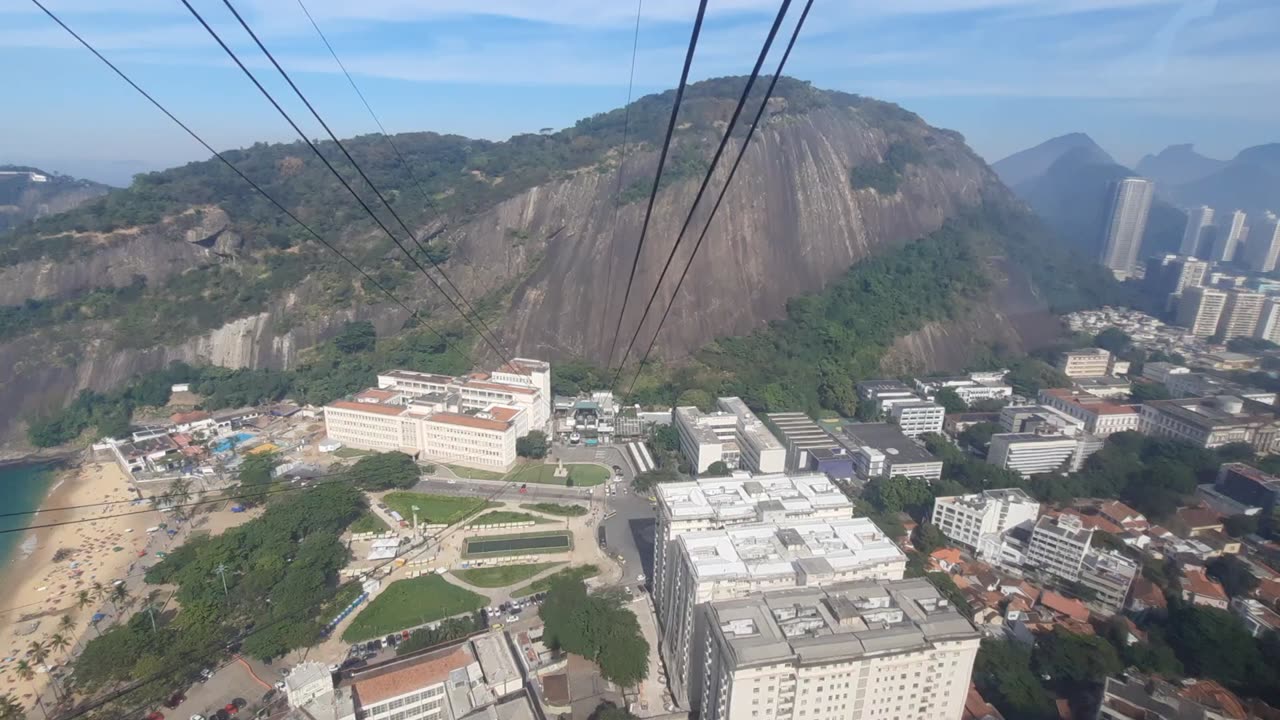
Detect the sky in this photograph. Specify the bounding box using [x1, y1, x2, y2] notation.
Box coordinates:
[1, 0, 1276, 186]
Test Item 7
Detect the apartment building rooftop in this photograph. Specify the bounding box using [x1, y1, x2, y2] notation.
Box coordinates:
[679, 518, 905, 582]
[657, 474, 853, 521]
[1034, 514, 1092, 543]
[718, 397, 785, 453]
[350, 643, 473, 706]
[1040, 388, 1138, 415]
[840, 422, 938, 464]
[936, 488, 1037, 512]
[707, 578, 979, 668]
[1146, 396, 1280, 429]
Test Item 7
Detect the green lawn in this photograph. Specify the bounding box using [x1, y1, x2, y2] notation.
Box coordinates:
[342, 575, 488, 642]
[509, 463, 610, 487]
[444, 463, 507, 481]
[468, 510, 552, 526]
[350, 511, 389, 534]
[333, 447, 374, 459]
[520, 503, 589, 517]
[382, 492, 496, 525]
[462, 531, 574, 558]
[511, 564, 601, 597]
[452, 562, 561, 588]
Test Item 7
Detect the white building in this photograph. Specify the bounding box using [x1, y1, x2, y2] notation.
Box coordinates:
[1057, 348, 1112, 378]
[674, 397, 786, 475]
[1180, 205, 1215, 257]
[1027, 514, 1093, 582]
[698, 578, 981, 720]
[375, 359, 551, 431]
[1099, 178, 1154, 279]
[1256, 297, 1280, 345]
[1218, 289, 1266, 340]
[987, 432, 1083, 475]
[765, 412, 842, 472]
[1140, 396, 1280, 453]
[1078, 549, 1139, 613]
[652, 473, 856, 622]
[1244, 211, 1280, 273]
[1176, 286, 1228, 337]
[658, 518, 907, 707]
[1211, 209, 1248, 262]
[914, 373, 1013, 404]
[889, 400, 945, 437]
[1038, 388, 1141, 437]
[841, 423, 943, 481]
[855, 380, 921, 413]
[931, 489, 1040, 550]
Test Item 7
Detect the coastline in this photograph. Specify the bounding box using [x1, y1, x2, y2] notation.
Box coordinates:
[0, 460, 157, 713]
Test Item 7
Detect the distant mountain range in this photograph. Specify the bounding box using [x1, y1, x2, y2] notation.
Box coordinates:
[0, 165, 110, 234]
[993, 135, 1187, 261]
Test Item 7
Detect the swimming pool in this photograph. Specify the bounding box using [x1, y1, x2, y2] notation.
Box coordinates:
[212, 432, 255, 453]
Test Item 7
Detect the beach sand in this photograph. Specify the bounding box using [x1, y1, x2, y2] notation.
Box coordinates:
[0, 461, 155, 711]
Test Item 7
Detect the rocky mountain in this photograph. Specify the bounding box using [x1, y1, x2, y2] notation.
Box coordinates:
[0, 165, 109, 234]
[991, 133, 1115, 189]
[0, 77, 1113, 445]
[996, 140, 1186, 261]
[1161, 143, 1280, 215]
[1135, 144, 1226, 187]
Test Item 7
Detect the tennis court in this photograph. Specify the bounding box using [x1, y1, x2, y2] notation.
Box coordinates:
[463, 531, 573, 558]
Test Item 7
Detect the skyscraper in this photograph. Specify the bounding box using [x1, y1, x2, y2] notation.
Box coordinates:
[1176, 286, 1228, 337]
[1099, 178, 1155, 279]
[1144, 254, 1208, 315]
[1218, 289, 1266, 340]
[1256, 298, 1280, 345]
[1244, 212, 1280, 273]
[1211, 209, 1248, 263]
[1180, 205, 1215, 257]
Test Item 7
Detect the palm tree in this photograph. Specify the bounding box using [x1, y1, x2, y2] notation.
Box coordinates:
[46, 635, 68, 661]
[74, 590, 91, 612]
[14, 660, 46, 719]
[109, 584, 129, 620]
[55, 616, 76, 652]
[25, 641, 48, 669]
[0, 692, 24, 720]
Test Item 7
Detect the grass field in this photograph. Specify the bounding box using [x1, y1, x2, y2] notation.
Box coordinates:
[382, 492, 496, 525]
[468, 511, 552, 526]
[462, 531, 574, 558]
[509, 463, 610, 487]
[350, 511, 390, 534]
[511, 564, 600, 597]
[341, 575, 487, 642]
[444, 464, 507, 481]
[452, 562, 561, 588]
[333, 447, 374, 459]
[520, 503, 588, 517]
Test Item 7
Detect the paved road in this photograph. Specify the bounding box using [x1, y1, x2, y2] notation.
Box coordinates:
[414, 476, 596, 502]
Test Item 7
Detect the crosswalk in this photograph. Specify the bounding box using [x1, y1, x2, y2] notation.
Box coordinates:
[626, 441, 655, 473]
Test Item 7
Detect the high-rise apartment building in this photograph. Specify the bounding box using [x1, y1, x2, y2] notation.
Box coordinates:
[1176, 286, 1228, 337]
[1099, 178, 1155, 279]
[674, 397, 786, 475]
[1143, 254, 1208, 314]
[1179, 205, 1214, 257]
[1026, 514, 1094, 581]
[1211, 209, 1247, 262]
[1057, 348, 1112, 378]
[1217, 289, 1266, 339]
[1257, 298, 1280, 345]
[658, 519, 906, 708]
[931, 488, 1040, 550]
[1244, 211, 1280, 273]
[698, 579, 981, 720]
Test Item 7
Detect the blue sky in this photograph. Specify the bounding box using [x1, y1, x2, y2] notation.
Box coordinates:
[1, 0, 1276, 186]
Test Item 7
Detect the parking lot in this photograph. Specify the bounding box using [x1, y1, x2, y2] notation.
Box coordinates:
[165, 657, 272, 720]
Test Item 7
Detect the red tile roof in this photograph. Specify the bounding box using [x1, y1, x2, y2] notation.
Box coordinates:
[1038, 590, 1091, 623]
[1181, 680, 1248, 719]
[352, 645, 471, 705]
[1182, 567, 1228, 602]
[427, 412, 512, 431]
[931, 548, 962, 566]
[1130, 578, 1168, 609]
[328, 400, 405, 417]
[355, 388, 399, 402]
[1177, 506, 1224, 531]
[465, 379, 537, 395]
[1099, 500, 1147, 528]
[171, 410, 211, 424]
[963, 685, 1006, 720]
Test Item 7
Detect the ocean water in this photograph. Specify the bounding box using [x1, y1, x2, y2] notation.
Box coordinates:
[0, 462, 57, 566]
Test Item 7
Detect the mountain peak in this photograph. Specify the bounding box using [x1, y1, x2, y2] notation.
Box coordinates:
[1135, 143, 1225, 186]
[992, 133, 1115, 188]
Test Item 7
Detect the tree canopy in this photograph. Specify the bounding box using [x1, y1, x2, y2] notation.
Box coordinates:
[343, 451, 420, 491]
[516, 430, 549, 459]
[539, 578, 649, 687]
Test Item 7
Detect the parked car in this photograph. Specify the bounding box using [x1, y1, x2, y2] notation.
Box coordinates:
[165, 693, 186, 708]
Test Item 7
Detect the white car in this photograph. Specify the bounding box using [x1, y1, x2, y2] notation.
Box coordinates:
[274, 681, 286, 691]
[636, 573, 646, 583]
[191, 715, 206, 720]
[446, 478, 456, 485]
[506, 614, 519, 623]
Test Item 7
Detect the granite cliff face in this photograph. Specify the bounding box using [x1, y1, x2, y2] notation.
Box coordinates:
[0, 81, 1064, 445]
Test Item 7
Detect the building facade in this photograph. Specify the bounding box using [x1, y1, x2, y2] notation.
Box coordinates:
[1244, 211, 1280, 272]
[987, 432, 1082, 475]
[1211, 209, 1247, 262]
[1180, 205, 1215, 257]
[765, 412, 842, 472]
[1099, 178, 1155, 279]
[674, 398, 786, 475]
[1140, 396, 1280, 452]
[323, 399, 527, 473]
[698, 579, 981, 720]
[931, 489, 1040, 550]
[1058, 348, 1112, 378]
[841, 423, 944, 481]
[1217, 289, 1266, 340]
[1256, 297, 1280, 345]
[889, 400, 946, 437]
[1176, 286, 1228, 337]
[1026, 515, 1093, 582]
[1038, 389, 1141, 437]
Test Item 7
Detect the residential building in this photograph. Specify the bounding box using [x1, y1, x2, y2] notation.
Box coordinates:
[1099, 177, 1154, 278]
[1140, 395, 1280, 452]
[987, 431, 1083, 475]
[1212, 463, 1280, 516]
[1098, 500, 1149, 532]
[1038, 388, 1141, 436]
[914, 373, 1013, 404]
[1256, 297, 1280, 345]
[1144, 254, 1210, 314]
[1180, 567, 1228, 609]
[1058, 348, 1112, 378]
[931, 489, 1040, 550]
[1217, 289, 1266, 339]
[765, 412, 841, 472]
[674, 397, 786, 475]
[1231, 598, 1280, 638]
[1176, 286, 1228, 337]
[1162, 372, 1276, 404]
[1078, 550, 1139, 613]
[1180, 205, 1215, 257]
[1210, 209, 1247, 262]
[889, 400, 946, 437]
[1098, 674, 1246, 720]
[999, 404, 1085, 436]
[698, 578, 980, 720]
[855, 380, 921, 414]
[1243, 211, 1280, 272]
[840, 423, 944, 481]
[1142, 362, 1191, 385]
[652, 473, 857, 619]
[659, 518, 907, 707]
[323, 398, 527, 473]
[1027, 514, 1094, 582]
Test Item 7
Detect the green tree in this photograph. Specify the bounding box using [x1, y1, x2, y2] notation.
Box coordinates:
[675, 388, 714, 412]
[933, 388, 967, 413]
[540, 577, 649, 688]
[1222, 514, 1259, 538]
[864, 475, 934, 515]
[631, 467, 681, 492]
[912, 523, 948, 554]
[1130, 382, 1171, 403]
[345, 452, 420, 491]
[1093, 328, 1131, 353]
[333, 321, 377, 354]
[1033, 628, 1122, 692]
[516, 430, 549, 459]
[973, 639, 1055, 720]
[236, 451, 280, 505]
[1163, 604, 1270, 690]
[702, 461, 731, 478]
[589, 702, 638, 720]
[958, 422, 997, 453]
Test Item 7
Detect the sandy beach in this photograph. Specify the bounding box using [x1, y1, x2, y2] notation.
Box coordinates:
[0, 461, 157, 712]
